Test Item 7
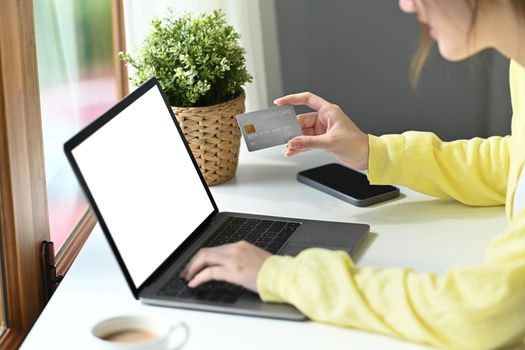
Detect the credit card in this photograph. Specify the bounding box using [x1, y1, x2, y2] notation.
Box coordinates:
[236, 105, 302, 152]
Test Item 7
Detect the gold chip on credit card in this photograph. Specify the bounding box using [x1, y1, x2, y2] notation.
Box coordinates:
[244, 124, 256, 134]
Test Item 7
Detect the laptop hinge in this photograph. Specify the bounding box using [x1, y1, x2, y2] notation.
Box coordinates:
[41, 241, 64, 305]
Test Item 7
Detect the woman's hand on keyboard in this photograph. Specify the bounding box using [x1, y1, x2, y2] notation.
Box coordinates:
[180, 241, 271, 293]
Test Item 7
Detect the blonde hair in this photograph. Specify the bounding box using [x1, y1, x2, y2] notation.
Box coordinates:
[410, 0, 525, 87]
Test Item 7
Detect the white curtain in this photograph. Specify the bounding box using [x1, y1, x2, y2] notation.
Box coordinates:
[123, 0, 270, 111]
[34, 0, 118, 249]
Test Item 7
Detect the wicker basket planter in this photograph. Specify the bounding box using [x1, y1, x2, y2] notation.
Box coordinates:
[172, 91, 245, 186]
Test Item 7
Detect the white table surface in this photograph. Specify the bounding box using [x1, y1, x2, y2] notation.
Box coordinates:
[21, 146, 511, 350]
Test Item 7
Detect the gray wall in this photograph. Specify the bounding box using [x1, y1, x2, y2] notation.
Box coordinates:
[272, 0, 512, 140]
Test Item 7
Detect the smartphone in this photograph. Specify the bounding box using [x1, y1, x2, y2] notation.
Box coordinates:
[297, 163, 400, 207]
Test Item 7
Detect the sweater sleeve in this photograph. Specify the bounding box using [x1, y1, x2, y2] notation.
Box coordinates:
[367, 132, 510, 206]
[257, 210, 525, 350]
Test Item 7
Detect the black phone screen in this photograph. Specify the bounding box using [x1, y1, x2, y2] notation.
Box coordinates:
[298, 163, 397, 200]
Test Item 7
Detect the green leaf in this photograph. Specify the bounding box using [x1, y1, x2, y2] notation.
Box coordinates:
[120, 9, 252, 107]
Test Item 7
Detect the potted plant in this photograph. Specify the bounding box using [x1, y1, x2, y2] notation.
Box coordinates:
[120, 10, 252, 185]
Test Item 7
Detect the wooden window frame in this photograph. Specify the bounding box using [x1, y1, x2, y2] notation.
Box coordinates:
[0, 0, 49, 347]
[0, 0, 128, 347]
[112, 0, 129, 101]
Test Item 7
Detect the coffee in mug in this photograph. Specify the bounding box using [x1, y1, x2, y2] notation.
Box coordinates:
[92, 315, 189, 350]
[101, 329, 158, 343]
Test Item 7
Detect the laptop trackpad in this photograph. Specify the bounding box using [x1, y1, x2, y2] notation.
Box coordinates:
[281, 243, 352, 257]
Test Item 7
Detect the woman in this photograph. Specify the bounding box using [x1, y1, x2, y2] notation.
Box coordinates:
[182, 1, 525, 348]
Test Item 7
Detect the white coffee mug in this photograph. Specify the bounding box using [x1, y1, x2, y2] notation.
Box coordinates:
[91, 315, 189, 350]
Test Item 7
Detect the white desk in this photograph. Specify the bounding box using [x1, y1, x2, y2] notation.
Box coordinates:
[22, 146, 510, 350]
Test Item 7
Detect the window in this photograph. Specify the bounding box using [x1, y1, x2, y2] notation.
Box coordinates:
[0, 0, 126, 347]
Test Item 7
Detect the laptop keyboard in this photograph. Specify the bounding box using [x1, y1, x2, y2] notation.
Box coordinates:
[158, 216, 301, 304]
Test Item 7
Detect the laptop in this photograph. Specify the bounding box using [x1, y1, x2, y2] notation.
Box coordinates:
[64, 78, 369, 321]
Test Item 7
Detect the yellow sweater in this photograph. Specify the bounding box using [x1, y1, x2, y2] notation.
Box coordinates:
[257, 61, 525, 350]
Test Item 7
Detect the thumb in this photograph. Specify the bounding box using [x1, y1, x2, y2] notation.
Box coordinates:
[288, 135, 329, 151]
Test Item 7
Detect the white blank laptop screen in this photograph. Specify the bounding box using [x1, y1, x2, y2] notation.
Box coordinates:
[72, 85, 214, 287]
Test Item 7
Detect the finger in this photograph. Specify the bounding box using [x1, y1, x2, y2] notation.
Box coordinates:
[301, 127, 318, 136]
[181, 247, 227, 281]
[399, 0, 416, 13]
[187, 265, 230, 288]
[274, 92, 328, 111]
[296, 112, 318, 129]
[284, 146, 307, 157]
[287, 134, 330, 151]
